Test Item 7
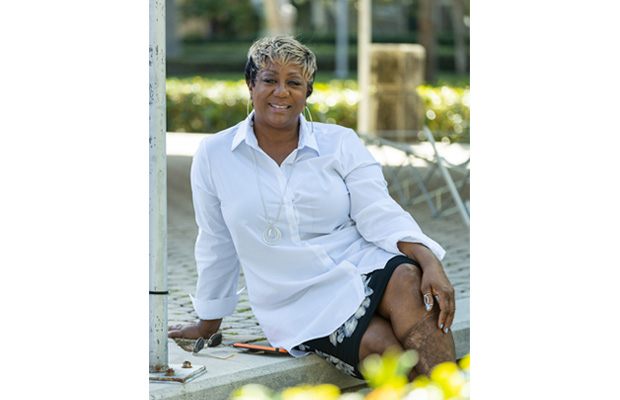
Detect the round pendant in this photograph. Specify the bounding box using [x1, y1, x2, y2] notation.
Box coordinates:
[263, 226, 282, 246]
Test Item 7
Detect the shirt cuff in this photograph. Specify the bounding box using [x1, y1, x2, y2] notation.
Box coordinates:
[382, 231, 446, 261]
[190, 293, 240, 320]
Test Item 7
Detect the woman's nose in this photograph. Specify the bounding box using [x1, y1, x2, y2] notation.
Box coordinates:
[274, 82, 289, 96]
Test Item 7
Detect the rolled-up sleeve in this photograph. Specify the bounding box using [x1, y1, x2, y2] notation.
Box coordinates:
[340, 130, 446, 260]
[190, 139, 241, 319]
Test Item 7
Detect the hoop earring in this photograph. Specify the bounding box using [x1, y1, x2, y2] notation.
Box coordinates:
[304, 106, 314, 134]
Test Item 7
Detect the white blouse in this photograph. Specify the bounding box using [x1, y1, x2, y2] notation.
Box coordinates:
[189, 112, 445, 355]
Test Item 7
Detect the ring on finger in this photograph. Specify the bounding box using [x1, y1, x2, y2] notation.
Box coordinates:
[423, 293, 433, 307]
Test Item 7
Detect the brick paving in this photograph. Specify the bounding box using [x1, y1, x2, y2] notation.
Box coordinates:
[165, 137, 470, 349]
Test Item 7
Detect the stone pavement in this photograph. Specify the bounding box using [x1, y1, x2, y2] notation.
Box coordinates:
[149, 133, 470, 400]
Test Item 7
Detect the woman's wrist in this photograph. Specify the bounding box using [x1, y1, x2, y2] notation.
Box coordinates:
[197, 318, 222, 335]
[397, 241, 440, 271]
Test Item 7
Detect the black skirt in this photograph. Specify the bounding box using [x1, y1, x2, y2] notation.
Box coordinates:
[294, 255, 420, 379]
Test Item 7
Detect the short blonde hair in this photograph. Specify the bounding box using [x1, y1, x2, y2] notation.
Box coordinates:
[245, 35, 317, 98]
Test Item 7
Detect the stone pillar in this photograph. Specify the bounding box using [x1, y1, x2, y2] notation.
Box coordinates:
[369, 44, 426, 142]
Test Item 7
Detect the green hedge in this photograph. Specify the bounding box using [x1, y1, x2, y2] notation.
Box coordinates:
[166, 77, 470, 142]
[418, 85, 470, 142]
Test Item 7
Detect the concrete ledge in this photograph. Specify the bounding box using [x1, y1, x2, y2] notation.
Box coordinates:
[150, 348, 365, 400]
[149, 298, 469, 400]
[452, 298, 470, 360]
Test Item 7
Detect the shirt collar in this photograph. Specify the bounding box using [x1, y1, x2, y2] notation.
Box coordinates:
[231, 111, 254, 151]
[231, 111, 320, 156]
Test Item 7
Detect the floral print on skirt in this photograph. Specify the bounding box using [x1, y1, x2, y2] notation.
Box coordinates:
[295, 255, 420, 379]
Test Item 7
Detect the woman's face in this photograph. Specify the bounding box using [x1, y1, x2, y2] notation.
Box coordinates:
[248, 62, 308, 133]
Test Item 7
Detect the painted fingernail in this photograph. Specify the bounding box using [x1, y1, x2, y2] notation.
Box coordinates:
[440, 324, 444, 330]
[425, 305, 431, 311]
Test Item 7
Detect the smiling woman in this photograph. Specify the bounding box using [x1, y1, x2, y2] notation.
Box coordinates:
[168, 35, 456, 381]
[244, 35, 317, 98]
[243, 36, 317, 165]
[248, 64, 308, 152]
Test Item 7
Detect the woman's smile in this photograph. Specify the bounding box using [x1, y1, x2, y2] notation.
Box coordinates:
[269, 102, 291, 110]
[249, 62, 308, 132]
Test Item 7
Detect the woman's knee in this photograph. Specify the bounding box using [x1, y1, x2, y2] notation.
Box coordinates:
[392, 263, 422, 288]
[379, 264, 425, 314]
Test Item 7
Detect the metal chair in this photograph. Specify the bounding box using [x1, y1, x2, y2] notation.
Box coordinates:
[358, 126, 470, 227]
[421, 126, 470, 227]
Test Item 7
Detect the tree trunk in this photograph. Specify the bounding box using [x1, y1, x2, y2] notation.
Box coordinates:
[165, 0, 181, 58]
[263, 0, 283, 34]
[451, 0, 467, 73]
[418, 0, 437, 82]
[334, 0, 349, 78]
[263, 0, 296, 35]
[311, 0, 328, 33]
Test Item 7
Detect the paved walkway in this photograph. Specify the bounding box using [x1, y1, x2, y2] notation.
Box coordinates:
[149, 133, 470, 400]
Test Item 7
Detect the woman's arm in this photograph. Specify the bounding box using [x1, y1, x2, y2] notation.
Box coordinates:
[168, 140, 241, 339]
[341, 129, 445, 260]
[338, 129, 454, 331]
[397, 241, 455, 333]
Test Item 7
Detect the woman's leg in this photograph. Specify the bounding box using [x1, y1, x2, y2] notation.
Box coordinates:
[359, 313, 421, 381]
[359, 313, 403, 360]
[375, 263, 456, 376]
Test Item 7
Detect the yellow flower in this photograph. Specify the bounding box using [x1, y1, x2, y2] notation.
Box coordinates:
[458, 354, 470, 371]
[430, 362, 467, 399]
[360, 348, 418, 390]
[231, 383, 274, 400]
[364, 386, 402, 400]
[281, 384, 341, 400]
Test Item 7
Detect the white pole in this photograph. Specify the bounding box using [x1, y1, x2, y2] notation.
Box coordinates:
[357, 0, 371, 135]
[149, 0, 169, 373]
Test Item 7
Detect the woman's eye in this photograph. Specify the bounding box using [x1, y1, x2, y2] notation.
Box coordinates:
[289, 81, 301, 86]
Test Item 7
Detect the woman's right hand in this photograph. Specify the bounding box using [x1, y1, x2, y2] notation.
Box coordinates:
[167, 319, 222, 339]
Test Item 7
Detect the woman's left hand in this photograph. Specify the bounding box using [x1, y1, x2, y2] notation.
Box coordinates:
[419, 262, 455, 333]
[398, 242, 456, 333]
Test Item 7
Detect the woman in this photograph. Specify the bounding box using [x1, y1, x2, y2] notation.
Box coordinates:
[168, 35, 456, 380]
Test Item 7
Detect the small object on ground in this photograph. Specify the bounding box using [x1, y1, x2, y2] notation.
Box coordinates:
[207, 332, 223, 347]
[193, 337, 205, 354]
[193, 333, 223, 354]
[233, 343, 289, 355]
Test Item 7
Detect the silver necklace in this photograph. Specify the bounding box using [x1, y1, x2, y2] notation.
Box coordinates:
[252, 150, 298, 245]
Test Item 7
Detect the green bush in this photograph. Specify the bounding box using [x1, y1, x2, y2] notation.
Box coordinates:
[418, 85, 470, 142]
[166, 77, 470, 143]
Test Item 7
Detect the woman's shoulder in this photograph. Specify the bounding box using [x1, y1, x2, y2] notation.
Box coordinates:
[313, 121, 355, 136]
[313, 122, 365, 151]
[313, 122, 359, 141]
